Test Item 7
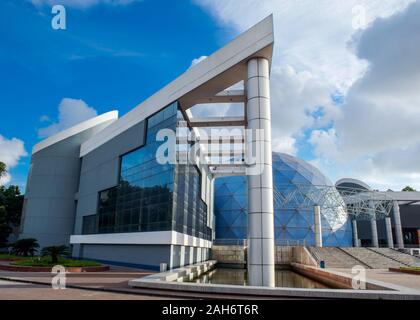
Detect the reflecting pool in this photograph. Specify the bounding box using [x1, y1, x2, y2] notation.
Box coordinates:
[192, 268, 330, 289]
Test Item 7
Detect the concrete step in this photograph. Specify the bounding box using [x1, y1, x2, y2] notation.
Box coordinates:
[369, 248, 420, 266]
[341, 248, 404, 269]
[307, 247, 367, 269]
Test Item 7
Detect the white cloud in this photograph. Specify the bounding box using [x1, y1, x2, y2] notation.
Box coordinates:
[195, 0, 420, 190]
[189, 56, 208, 69]
[39, 115, 50, 122]
[0, 135, 28, 186]
[195, 0, 414, 92]
[269, 66, 334, 153]
[29, 0, 141, 9]
[310, 2, 420, 190]
[38, 98, 98, 138]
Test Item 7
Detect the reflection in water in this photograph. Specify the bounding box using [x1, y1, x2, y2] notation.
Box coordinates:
[193, 268, 329, 289]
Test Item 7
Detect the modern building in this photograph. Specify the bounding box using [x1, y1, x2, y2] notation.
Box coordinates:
[336, 178, 420, 248]
[20, 15, 277, 286]
[18, 13, 420, 284]
[214, 153, 353, 247]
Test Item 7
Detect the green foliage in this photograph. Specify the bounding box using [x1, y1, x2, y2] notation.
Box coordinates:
[0, 185, 24, 226]
[402, 186, 416, 192]
[11, 238, 39, 256]
[0, 162, 5, 179]
[11, 257, 100, 267]
[41, 245, 69, 263]
[0, 206, 11, 247]
[0, 184, 24, 247]
[0, 253, 24, 261]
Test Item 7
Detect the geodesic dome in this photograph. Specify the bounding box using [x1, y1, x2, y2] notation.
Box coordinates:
[214, 152, 353, 246]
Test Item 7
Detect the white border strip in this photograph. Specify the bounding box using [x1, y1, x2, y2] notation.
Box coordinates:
[69, 231, 212, 248]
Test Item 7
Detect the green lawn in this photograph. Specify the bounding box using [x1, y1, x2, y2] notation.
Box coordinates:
[11, 257, 101, 267]
[0, 254, 25, 261]
[400, 266, 420, 271]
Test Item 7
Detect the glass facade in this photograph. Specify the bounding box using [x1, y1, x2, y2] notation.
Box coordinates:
[173, 165, 210, 239]
[82, 102, 211, 240]
[214, 152, 353, 246]
[116, 103, 177, 233]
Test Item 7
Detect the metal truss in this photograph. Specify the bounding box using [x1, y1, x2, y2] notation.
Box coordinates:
[273, 184, 394, 221]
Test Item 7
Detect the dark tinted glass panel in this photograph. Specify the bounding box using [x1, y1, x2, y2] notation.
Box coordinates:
[81, 101, 212, 240]
[116, 102, 177, 233]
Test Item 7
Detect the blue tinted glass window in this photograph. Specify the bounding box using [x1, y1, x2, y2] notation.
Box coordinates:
[82, 102, 212, 241]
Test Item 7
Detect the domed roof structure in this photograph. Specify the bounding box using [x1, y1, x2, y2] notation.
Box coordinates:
[214, 152, 353, 246]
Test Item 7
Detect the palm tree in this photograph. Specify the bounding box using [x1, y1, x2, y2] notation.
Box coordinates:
[11, 238, 39, 256]
[41, 245, 69, 263]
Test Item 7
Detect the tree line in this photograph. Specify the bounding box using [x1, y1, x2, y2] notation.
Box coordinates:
[0, 161, 24, 247]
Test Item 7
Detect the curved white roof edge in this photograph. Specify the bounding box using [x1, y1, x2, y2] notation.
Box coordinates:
[335, 178, 372, 191]
[32, 110, 119, 155]
[80, 14, 274, 157]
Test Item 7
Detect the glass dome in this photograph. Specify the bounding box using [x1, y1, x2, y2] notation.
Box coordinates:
[214, 152, 353, 246]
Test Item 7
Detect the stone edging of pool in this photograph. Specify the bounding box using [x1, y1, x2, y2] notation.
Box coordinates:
[128, 262, 420, 300]
[0, 263, 109, 273]
[290, 263, 391, 290]
[146, 260, 217, 282]
[389, 268, 420, 275]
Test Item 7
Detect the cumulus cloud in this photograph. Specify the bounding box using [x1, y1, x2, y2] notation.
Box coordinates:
[38, 98, 98, 138]
[195, 0, 414, 91]
[269, 66, 335, 154]
[193, 1, 415, 155]
[194, 0, 420, 189]
[310, 1, 420, 189]
[29, 0, 141, 9]
[0, 135, 28, 186]
[189, 56, 208, 69]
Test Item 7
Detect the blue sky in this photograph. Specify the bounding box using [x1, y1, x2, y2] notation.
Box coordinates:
[1, 0, 420, 192]
[0, 0, 235, 190]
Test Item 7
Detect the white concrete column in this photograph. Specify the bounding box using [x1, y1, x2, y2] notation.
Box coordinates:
[313, 205, 322, 247]
[246, 57, 275, 287]
[370, 218, 379, 247]
[369, 201, 379, 247]
[385, 217, 394, 248]
[352, 219, 359, 247]
[392, 200, 404, 249]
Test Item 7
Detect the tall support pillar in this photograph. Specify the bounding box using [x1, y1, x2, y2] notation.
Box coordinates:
[313, 205, 322, 247]
[246, 57, 275, 287]
[352, 219, 359, 247]
[369, 201, 379, 247]
[385, 217, 394, 248]
[392, 200, 404, 249]
[370, 218, 379, 247]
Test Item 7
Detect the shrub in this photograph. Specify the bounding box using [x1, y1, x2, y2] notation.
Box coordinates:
[41, 245, 69, 263]
[11, 238, 39, 256]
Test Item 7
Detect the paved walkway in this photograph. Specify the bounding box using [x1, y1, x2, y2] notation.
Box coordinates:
[0, 279, 165, 300]
[331, 268, 420, 291]
[0, 265, 178, 300]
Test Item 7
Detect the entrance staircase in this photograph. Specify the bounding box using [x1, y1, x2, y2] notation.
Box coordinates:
[368, 248, 420, 267]
[307, 247, 420, 269]
[307, 247, 369, 269]
[340, 248, 405, 269]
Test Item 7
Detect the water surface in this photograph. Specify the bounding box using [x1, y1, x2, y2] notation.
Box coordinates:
[192, 268, 329, 289]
